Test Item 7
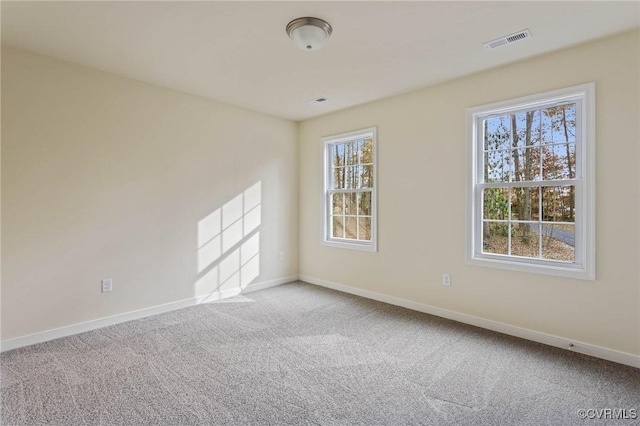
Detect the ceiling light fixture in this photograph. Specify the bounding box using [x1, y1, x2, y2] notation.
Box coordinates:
[286, 17, 332, 51]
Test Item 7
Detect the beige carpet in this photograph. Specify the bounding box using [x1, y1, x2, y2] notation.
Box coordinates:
[1, 281, 639, 425]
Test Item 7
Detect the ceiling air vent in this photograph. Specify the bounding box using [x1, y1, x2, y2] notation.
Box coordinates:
[306, 97, 328, 104]
[484, 29, 532, 50]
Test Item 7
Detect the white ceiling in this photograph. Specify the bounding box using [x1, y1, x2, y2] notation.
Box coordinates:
[2, 1, 639, 121]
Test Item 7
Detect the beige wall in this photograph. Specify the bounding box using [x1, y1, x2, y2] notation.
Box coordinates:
[299, 31, 640, 356]
[1, 47, 298, 340]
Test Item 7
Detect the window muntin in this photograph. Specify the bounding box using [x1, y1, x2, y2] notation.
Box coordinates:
[323, 128, 377, 251]
[468, 84, 594, 279]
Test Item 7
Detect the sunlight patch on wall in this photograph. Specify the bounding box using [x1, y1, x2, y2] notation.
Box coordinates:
[195, 182, 262, 301]
[241, 233, 260, 287]
[244, 182, 261, 236]
[222, 194, 243, 253]
[197, 209, 222, 273]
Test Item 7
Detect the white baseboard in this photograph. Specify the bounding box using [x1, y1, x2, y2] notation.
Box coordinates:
[299, 274, 640, 369]
[0, 275, 297, 353]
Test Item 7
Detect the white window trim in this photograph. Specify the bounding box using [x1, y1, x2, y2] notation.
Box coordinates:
[322, 127, 378, 252]
[466, 83, 595, 280]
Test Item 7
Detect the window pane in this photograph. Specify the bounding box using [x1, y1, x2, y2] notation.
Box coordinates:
[511, 222, 540, 258]
[345, 142, 358, 166]
[360, 165, 374, 188]
[342, 166, 358, 189]
[333, 167, 345, 189]
[512, 147, 540, 181]
[362, 139, 373, 164]
[542, 103, 576, 144]
[484, 116, 511, 151]
[354, 140, 363, 164]
[358, 217, 372, 241]
[484, 150, 511, 183]
[332, 193, 344, 215]
[542, 224, 575, 261]
[482, 222, 509, 255]
[332, 144, 346, 168]
[510, 186, 540, 221]
[542, 186, 575, 222]
[512, 110, 541, 147]
[345, 192, 357, 215]
[345, 217, 357, 239]
[332, 216, 344, 239]
[483, 188, 509, 220]
[356, 165, 364, 187]
[358, 192, 372, 216]
[542, 143, 575, 180]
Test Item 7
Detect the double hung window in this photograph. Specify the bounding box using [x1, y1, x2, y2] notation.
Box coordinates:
[467, 84, 595, 279]
[323, 128, 377, 252]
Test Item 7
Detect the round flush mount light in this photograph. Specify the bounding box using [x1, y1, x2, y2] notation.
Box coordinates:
[286, 17, 332, 51]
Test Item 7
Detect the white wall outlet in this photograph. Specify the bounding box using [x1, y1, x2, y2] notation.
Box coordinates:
[279, 251, 284, 261]
[442, 273, 451, 287]
[101, 278, 113, 293]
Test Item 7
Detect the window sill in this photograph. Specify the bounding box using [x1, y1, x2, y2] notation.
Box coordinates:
[323, 239, 377, 252]
[467, 253, 595, 280]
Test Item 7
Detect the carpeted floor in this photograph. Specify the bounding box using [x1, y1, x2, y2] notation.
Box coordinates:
[1, 281, 639, 425]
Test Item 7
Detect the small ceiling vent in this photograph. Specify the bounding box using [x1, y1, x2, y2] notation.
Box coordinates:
[306, 97, 328, 104]
[484, 29, 532, 50]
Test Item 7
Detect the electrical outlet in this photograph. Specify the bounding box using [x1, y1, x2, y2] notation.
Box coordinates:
[279, 252, 284, 261]
[101, 278, 113, 293]
[442, 274, 451, 287]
